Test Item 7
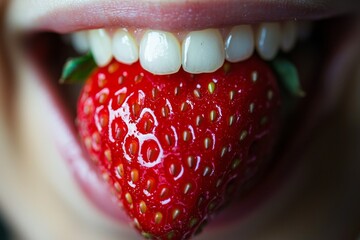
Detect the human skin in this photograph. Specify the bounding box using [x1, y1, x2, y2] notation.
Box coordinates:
[1, 0, 360, 240]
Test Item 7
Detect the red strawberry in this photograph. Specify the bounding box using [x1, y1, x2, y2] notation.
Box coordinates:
[77, 55, 280, 239]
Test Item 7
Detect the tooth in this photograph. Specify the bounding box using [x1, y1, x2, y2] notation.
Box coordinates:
[182, 29, 225, 74]
[71, 31, 89, 54]
[225, 25, 254, 62]
[89, 29, 113, 67]
[281, 21, 297, 52]
[256, 23, 281, 60]
[112, 29, 139, 64]
[139, 30, 181, 75]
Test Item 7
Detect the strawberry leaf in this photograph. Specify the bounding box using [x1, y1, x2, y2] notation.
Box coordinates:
[271, 57, 305, 97]
[60, 52, 96, 84]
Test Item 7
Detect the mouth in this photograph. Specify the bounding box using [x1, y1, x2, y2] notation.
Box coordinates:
[6, 0, 360, 239]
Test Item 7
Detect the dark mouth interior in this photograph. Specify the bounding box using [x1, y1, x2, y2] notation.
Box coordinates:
[19, 19, 333, 208]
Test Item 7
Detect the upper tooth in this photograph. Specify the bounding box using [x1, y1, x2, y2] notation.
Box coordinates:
[71, 21, 302, 74]
[225, 25, 254, 62]
[256, 23, 281, 60]
[89, 29, 113, 67]
[71, 31, 89, 54]
[112, 29, 139, 65]
[281, 21, 297, 52]
[182, 29, 225, 74]
[139, 30, 181, 75]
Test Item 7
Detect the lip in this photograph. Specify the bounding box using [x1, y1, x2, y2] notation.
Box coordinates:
[6, 0, 360, 238]
[7, 0, 354, 33]
[205, 17, 360, 230]
[27, 60, 129, 223]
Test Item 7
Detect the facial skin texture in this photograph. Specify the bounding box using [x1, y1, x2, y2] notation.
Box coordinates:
[1, 0, 360, 240]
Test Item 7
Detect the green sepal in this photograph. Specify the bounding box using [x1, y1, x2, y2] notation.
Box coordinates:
[60, 52, 97, 84]
[271, 57, 306, 97]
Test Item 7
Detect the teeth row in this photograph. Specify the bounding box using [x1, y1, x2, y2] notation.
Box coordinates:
[70, 22, 306, 75]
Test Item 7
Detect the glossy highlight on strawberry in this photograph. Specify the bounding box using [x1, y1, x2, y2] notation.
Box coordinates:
[77, 56, 280, 239]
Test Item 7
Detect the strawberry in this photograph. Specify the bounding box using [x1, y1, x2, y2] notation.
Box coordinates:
[76, 55, 280, 239]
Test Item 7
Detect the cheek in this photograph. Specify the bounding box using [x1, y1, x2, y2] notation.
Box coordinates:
[0, 61, 132, 238]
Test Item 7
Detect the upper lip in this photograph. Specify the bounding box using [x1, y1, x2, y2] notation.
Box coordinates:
[7, 0, 352, 33]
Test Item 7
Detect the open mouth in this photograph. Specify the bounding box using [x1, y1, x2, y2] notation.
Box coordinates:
[5, 1, 360, 239]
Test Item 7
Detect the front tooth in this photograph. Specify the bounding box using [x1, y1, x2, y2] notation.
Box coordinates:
[89, 29, 113, 67]
[281, 21, 297, 52]
[139, 30, 181, 75]
[225, 25, 254, 62]
[112, 29, 139, 64]
[71, 31, 89, 54]
[182, 29, 225, 74]
[256, 23, 281, 60]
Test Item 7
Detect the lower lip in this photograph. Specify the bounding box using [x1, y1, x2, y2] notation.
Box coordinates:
[25, 18, 359, 233]
[29, 54, 321, 228]
[31, 60, 308, 229]
[209, 17, 360, 227]
[31, 66, 129, 222]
